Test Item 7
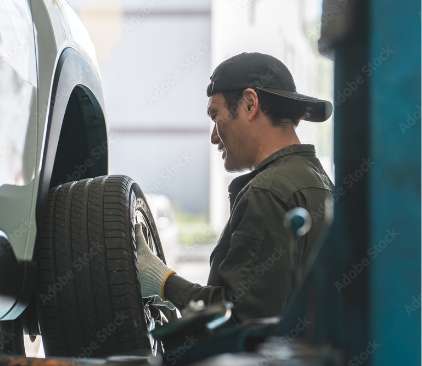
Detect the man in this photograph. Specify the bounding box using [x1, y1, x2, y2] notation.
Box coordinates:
[136, 52, 333, 323]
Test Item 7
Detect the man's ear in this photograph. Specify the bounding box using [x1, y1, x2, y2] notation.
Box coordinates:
[243, 88, 259, 120]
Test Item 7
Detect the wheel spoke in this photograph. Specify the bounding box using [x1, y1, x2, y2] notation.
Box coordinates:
[134, 204, 166, 354]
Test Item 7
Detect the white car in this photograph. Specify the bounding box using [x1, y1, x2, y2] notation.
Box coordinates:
[0, 0, 174, 358]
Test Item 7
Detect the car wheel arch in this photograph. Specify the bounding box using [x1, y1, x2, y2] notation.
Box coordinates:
[36, 47, 108, 227]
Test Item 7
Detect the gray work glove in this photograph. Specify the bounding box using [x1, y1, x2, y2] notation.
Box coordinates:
[135, 224, 176, 301]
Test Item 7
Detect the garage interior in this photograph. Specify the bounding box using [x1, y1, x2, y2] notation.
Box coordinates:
[0, 0, 420, 365]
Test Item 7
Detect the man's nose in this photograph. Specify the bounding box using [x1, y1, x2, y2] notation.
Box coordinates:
[211, 124, 219, 145]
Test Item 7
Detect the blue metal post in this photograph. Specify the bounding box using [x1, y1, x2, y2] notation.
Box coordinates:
[369, 0, 421, 364]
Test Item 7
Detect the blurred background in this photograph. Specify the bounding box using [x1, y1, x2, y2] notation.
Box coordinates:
[67, 0, 334, 285]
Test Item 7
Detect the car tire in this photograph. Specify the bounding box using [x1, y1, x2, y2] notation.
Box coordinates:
[36, 175, 173, 358]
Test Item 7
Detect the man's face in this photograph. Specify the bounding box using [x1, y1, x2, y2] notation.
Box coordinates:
[208, 93, 253, 172]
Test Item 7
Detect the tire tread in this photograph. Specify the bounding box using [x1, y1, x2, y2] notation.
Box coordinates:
[37, 175, 151, 358]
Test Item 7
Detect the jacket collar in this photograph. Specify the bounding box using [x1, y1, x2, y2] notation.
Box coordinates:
[228, 144, 316, 210]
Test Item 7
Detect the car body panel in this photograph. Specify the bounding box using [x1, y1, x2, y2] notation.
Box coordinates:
[0, 0, 38, 261]
[0, 0, 104, 262]
[0, 0, 108, 320]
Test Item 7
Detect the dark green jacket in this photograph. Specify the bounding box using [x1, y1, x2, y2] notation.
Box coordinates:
[165, 144, 333, 323]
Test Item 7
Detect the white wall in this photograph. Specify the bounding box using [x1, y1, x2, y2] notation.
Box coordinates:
[67, 0, 213, 214]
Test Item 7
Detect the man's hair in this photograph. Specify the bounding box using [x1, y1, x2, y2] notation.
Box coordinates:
[221, 88, 308, 128]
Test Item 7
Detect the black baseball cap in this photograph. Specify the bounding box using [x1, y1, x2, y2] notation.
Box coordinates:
[206, 52, 333, 122]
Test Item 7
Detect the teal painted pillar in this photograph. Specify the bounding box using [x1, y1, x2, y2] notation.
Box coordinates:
[369, 0, 421, 365]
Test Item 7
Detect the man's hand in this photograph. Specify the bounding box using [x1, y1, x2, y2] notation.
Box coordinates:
[135, 224, 176, 300]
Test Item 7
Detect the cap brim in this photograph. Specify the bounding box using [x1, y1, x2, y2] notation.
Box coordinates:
[257, 87, 333, 122]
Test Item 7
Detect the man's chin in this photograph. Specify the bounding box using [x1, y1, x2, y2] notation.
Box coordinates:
[224, 159, 248, 173]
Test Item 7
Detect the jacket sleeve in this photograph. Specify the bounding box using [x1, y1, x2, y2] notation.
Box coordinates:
[164, 188, 296, 323]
